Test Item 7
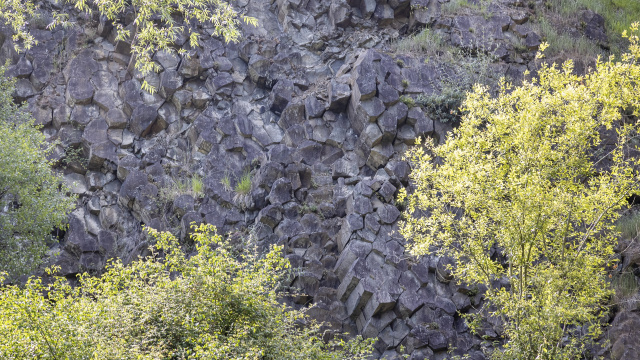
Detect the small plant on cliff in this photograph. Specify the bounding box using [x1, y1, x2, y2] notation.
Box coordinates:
[220, 173, 232, 192]
[160, 175, 204, 203]
[234, 171, 252, 196]
[232, 171, 252, 209]
[400, 27, 640, 359]
[0, 224, 374, 359]
[191, 174, 204, 197]
[615, 211, 640, 240]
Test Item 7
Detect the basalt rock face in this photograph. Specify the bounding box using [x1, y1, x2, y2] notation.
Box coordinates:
[4, 0, 623, 358]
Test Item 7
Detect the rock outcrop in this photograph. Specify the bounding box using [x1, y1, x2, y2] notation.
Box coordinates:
[3, 0, 627, 358]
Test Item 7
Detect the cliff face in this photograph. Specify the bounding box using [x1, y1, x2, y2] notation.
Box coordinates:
[2, 0, 636, 358]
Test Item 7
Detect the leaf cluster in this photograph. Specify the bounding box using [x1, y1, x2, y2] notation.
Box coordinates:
[2, 0, 257, 93]
[0, 224, 374, 359]
[0, 66, 75, 280]
[400, 25, 640, 359]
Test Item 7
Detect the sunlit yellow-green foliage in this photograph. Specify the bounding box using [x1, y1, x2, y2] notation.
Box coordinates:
[0, 66, 75, 279]
[399, 26, 640, 359]
[0, 0, 38, 51]
[2, 0, 257, 92]
[0, 224, 374, 359]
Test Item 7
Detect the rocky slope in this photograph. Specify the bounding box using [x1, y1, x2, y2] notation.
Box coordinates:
[1, 0, 637, 358]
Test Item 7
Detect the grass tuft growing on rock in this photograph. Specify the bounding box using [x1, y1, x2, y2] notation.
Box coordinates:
[234, 172, 252, 196]
[616, 211, 640, 240]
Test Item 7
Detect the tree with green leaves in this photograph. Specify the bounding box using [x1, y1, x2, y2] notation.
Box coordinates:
[0, 224, 373, 359]
[399, 26, 640, 359]
[0, 66, 75, 280]
[1, 0, 257, 92]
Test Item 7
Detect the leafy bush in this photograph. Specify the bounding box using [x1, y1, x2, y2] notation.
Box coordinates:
[400, 27, 640, 358]
[0, 67, 75, 279]
[0, 224, 373, 359]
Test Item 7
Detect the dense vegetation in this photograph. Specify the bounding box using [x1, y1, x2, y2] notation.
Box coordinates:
[2, 0, 640, 358]
[399, 29, 640, 358]
[0, 224, 373, 359]
[0, 67, 75, 280]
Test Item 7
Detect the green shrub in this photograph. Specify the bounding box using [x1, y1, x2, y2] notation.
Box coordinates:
[400, 28, 640, 358]
[0, 225, 374, 359]
[400, 95, 416, 107]
[0, 66, 75, 279]
[415, 86, 466, 123]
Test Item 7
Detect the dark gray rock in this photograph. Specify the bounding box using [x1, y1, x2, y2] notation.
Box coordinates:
[80, 252, 104, 271]
[525, 32, 541, 50]
[65, 210, 98, 254]
[582, 10, 607, 44]
[206, 72, 234, 95]
[159, 69, 183, 98]
[378, 111, 399, 144]
[270, 79, 294, 114]
[173, 194, 195, 218]
[120, 80, 143, 116]
[178, 54, 202, 78]
[130, 104, 158, 137]
[332, 157, 359, 178]
[349, 97, 386, 134]
[119, 170, 148, 207]
[367, 142, 394, 169]
[328, 80, 351, 112]
[257, 204, 283, 229]
[360, 124, 381, 149]
[248, 55, 271, 88]
[305, 96, 325, 119]
[9, 56, 33, 78]
[278, 102, 306, 129]
[268, 177, 292, 204]
[97, 230, 116, 255]
[63, 50, 99, 82]
[13, 79, 37, 101]
[378, 181, 397, 203]
[360, 0, 377, 19]
[106, 109, 128, 129]
[154, 50, 180, 71]
[378, 83, 399, 106]
[374, 3, 394, 26]
[348, 196, 373, 215]
[330, 0, 351, 28]
[377, 204, 400, 224]
[275, 218, 304, 238]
